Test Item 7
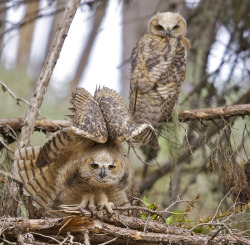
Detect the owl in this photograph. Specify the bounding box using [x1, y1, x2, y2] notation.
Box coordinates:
[13, 87, 158, 215]
[129, 12, 189, 128]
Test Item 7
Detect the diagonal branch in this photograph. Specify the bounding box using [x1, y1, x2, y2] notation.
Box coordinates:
[19, 0, 81, 148]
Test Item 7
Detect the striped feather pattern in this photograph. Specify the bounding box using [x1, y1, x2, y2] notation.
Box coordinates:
[69, 88, 108, 143]
[94, 87, 158, 148]
[14, 146, 57, 209]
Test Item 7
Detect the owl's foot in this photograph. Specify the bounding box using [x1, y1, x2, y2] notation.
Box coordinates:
[59, 192, 116, 216]
[96, 190, 115, 215]
[97, 201, 115, 214]
[59, 204, 90, 215]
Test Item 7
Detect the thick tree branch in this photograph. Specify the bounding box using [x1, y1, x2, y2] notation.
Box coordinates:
[0, 118, 71, 132]
[179, 104, 250, 122]
[0, 216, 245, 245]
[1, 104, 249, 138]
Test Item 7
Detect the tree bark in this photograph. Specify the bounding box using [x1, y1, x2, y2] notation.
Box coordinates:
[16, 0, 39, 68]
[0, 216, 246, 245]
[0, 104, 249, 139]
[178, 104, 250, 121]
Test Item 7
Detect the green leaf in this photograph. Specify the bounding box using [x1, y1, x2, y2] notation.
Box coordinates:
[193, 227, 205, 234]
[141, 213, 147, 219]
[166, 215, 174, 224]
[151, 214, 157, 220]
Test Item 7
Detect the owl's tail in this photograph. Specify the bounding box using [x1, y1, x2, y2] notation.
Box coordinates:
[13, 147, 56, 209]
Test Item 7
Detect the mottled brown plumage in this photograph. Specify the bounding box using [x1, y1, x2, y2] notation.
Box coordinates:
[13, 87, 158, 215]
[129, 12, 189, 127]
[94, 87, 158, 148]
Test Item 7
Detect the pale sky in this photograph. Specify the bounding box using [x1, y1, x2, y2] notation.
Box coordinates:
[1, 0, 243, 96]
[2, 0, 122, 96]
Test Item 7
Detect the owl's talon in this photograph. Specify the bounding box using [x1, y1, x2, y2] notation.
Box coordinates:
[97, 205, 103, 211]
[89, 207, 94, 217]
[79, 206, 84, 216]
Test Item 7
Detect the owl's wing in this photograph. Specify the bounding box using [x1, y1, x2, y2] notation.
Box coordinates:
[14, 145, 57, 209]
[13, 128, 94, 209]
[69, 87, 108, 143]
[129, 123, 159, 149]
[94, 87, 158, 148]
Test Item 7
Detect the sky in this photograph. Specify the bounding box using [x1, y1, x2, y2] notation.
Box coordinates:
[2, 0, 122, 95]
[1, 0, 244, 97]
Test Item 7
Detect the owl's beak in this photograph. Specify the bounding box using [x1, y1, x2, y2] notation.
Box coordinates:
[166, 30, 170, 36]
[99, 167, 106, 179]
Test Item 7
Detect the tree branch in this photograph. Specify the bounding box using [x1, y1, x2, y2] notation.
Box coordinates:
[0, 215, 244, 245]
[178, 104, 250, 122]
[1, 104, 249, 137]
[19, 0, 81, 148]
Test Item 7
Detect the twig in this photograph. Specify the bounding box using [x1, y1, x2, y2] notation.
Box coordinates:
[132, 147, 152, 166]
[143, 216, 151, 232]
[211, 187, 234, 223]
[83, 230, 90, 245]
[0, 237, 16, 245]
[0, 136, 14, 153]
[0, 170, 22, 184]
[0, 81, 46, 119]
[30, 232, 61, 244]
[114, 205, 191, 216]
[98, 237, 118, 245]
[164, 196, 188, 212]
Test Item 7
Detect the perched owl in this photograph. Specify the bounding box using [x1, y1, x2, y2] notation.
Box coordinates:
[129, 12, 189, 128]
[13, 87, 158, 215]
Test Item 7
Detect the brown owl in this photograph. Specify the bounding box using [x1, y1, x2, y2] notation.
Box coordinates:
[129, 12, 189, 128]
[13, 87, 158, 215]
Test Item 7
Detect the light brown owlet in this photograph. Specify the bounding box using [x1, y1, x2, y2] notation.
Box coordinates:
[13, 87, 158, 215]
[129, 12, 190, 128]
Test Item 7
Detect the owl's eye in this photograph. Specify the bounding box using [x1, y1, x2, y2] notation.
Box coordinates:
[155, 24, 164, 30]
[108, 164, 116, 170]
[90, 163, 99, 169]
[172, 25, 179, 30]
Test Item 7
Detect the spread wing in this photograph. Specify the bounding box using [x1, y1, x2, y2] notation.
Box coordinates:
[69, 87, 108, 143]
[13, 128, 94, 209]
[94, 87, 158, 148]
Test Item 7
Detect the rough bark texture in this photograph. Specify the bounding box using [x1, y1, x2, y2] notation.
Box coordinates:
[0, 216, 247, 245]
[179, 104, 250, 121]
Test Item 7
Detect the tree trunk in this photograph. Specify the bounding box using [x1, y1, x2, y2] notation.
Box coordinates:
[16, 0, 39, 68]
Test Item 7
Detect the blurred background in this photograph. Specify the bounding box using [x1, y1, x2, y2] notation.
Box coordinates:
[0, 0, 250, 221]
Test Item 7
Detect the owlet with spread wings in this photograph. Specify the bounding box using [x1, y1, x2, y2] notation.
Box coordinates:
[14, 87, 158, 215]
[129, 12, 189, 127]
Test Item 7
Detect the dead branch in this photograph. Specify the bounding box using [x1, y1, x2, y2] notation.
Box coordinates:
[0, 103, 249, 136]
[179, 104, 250, 122]
[0, 215, 245, 245]
[0, 118, 71, 132]
[18, 0, 81, 148]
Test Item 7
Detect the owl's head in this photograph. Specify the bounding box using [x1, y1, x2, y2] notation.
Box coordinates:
[148, 12, 186, 38]
[81, 143, 130, 188]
